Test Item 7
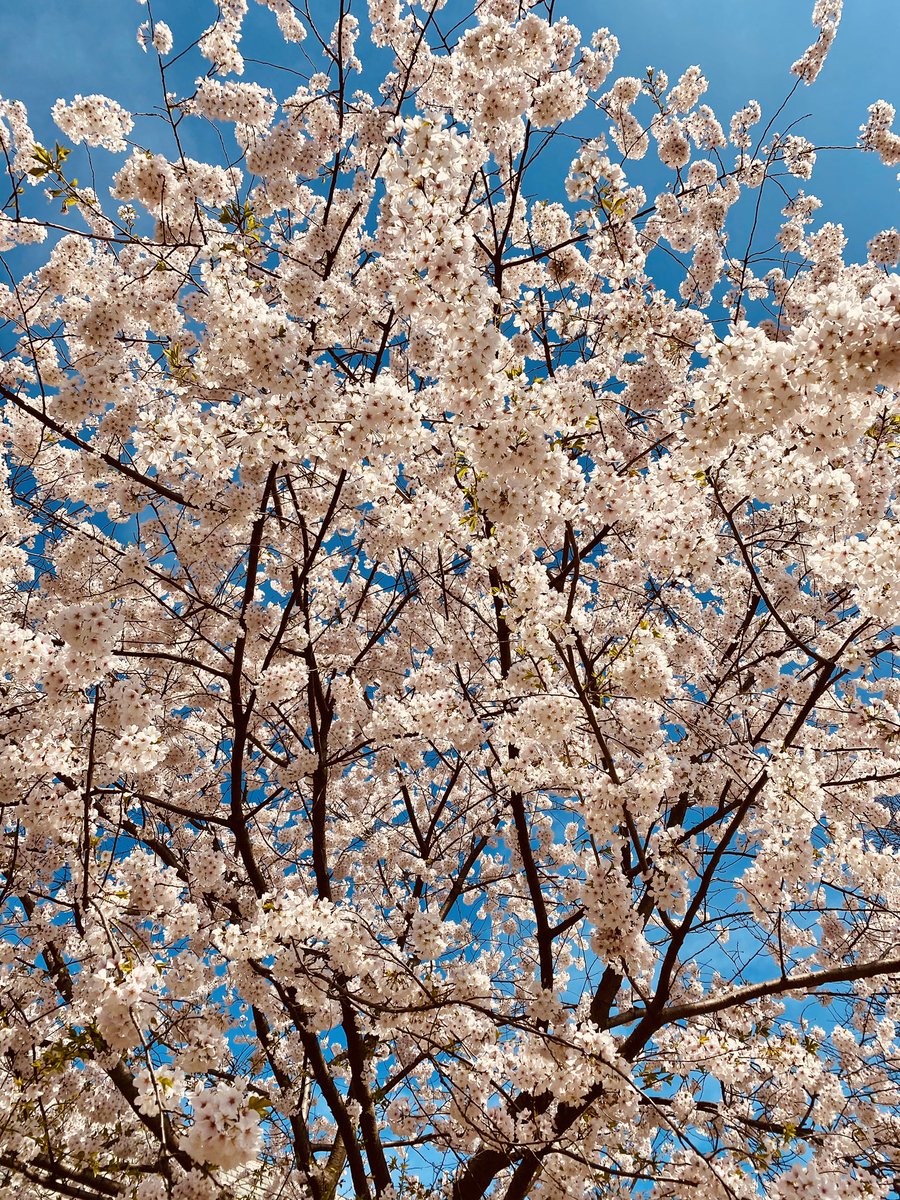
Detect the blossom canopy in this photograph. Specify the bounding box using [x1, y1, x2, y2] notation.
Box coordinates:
[1, 1, 900, 1199]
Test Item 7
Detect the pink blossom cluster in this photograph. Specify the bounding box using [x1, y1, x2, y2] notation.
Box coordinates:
[51, 94, 134, 152]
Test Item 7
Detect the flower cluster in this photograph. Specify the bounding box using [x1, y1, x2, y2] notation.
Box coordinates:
[791, 0, 843, 84]
[181, 1084, 263, 1170]
[198, 0, 248, 76]
[192, 78, 276, 127]
[868, 227, 900, 265]
[861, 99, 900, 167]
[55, 601, 123, 657]
[51, 93, 133, 151]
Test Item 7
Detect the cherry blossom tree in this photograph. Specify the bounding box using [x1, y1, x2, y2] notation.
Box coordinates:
[2, 1, 900, 1198]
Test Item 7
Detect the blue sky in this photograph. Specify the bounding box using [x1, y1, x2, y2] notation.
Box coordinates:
[2, 0, 898, 265]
